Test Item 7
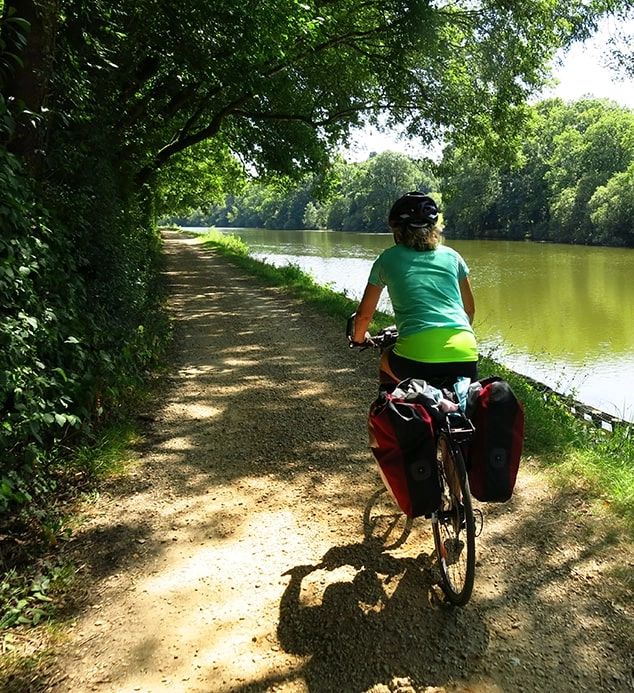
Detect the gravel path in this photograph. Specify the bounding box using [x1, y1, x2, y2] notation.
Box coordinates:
[42, 230, 634, 693]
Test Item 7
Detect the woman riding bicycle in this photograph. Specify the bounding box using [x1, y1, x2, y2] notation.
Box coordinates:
[351, 191, 478, 387]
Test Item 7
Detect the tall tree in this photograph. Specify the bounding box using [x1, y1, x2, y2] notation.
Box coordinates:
[339, 151, 437, 231]
[3, 0, 612, 198]
[546, 99, 634, 242]
[440, 147, 502, 237]
[441, 96, 634, 245]
[590, 161, 634, 245]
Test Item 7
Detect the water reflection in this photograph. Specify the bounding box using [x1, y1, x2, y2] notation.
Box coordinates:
[190, 228, 634, 420]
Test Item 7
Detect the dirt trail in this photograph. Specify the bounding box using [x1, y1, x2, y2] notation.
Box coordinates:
[40, 231, 633, 692]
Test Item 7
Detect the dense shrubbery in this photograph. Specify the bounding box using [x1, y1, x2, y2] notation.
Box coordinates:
[0, 18, 168, 525]
[1, 149, 80, 508]
[0, 133, 168, 519]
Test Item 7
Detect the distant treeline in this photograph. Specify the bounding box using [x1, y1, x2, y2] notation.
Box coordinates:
[168, 98, 634, 248]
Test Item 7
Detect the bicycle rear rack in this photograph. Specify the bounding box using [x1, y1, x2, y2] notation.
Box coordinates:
[445, 412, 475, 443]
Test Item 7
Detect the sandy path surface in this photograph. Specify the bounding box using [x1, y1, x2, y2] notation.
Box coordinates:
[42, 231, 633, 693]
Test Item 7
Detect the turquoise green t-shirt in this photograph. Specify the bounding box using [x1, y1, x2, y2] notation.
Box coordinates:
[368, 243, 477, 363]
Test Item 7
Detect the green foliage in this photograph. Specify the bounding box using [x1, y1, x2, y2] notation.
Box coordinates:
[442, 97, 634, 246]
[0, 562, 70, 630]
[581, 424, 634, 523]
[0, 5, 28, 89]
[331, 152, 439, 232]
[200, 228, 249, 256]
[172, 152, 439, 232]
[153, 138, 246, 218]
[589, 161, 634, 245]
[169, 95, 634, 247]
[440, 152, 503, 238]
[0, 14, 170, 522]
[11, 0, 606, 199]
[0, 419, 144, 640]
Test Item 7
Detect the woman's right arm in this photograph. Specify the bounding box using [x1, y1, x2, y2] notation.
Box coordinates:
[353, 283, 383, 343]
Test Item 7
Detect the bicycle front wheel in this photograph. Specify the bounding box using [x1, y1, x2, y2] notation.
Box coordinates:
[432, 433, 476, 606]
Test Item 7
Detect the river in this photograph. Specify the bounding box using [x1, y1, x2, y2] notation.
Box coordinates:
[186, 227, 634, 422]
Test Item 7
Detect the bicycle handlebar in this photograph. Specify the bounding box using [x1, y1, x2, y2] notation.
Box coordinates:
[346, 313, 399, 351]
[346, 313, 475, 439]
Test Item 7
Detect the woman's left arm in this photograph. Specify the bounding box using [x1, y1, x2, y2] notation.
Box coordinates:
[459, 276, 475, 325]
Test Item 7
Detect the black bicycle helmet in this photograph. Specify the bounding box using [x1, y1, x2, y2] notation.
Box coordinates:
[388, 192, 439, 228]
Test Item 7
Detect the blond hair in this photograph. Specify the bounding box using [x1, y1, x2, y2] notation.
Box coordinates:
[396, 223, 443, 251]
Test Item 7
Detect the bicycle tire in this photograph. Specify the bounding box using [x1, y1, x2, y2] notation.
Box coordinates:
[432, 432, 476, 605]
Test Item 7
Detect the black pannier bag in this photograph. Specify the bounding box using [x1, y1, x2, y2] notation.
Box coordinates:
[465, 376, 524, 502]
[367, 379, 442, 518]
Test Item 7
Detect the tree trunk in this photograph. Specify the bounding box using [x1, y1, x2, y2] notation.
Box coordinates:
[3, 0, 58, 175]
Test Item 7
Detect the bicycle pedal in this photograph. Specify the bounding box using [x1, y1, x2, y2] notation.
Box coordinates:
[435, 509, 455, 522]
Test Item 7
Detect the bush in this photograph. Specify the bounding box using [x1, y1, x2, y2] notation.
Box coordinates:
[0, 144, 169, 518]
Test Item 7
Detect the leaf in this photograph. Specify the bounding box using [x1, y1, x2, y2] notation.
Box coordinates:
[31, 592, 53, 602]
[24, 315, 38, 330]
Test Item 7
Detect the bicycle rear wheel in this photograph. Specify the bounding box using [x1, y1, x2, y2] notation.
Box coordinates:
[432, 433, 476, 605]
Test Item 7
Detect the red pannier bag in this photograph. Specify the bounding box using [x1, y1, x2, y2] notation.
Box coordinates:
[367, 380, 441, 518]
[466, 376, 524, 502]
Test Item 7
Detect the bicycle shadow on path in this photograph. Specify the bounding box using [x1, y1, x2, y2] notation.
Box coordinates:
[233, 489, 490, 693]
[244, 553, 486, 692]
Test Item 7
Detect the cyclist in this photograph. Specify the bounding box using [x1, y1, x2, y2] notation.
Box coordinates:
[351, 191, 478, 387]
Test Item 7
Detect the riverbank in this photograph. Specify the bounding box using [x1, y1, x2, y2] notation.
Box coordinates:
[2, 230, 633, 693]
